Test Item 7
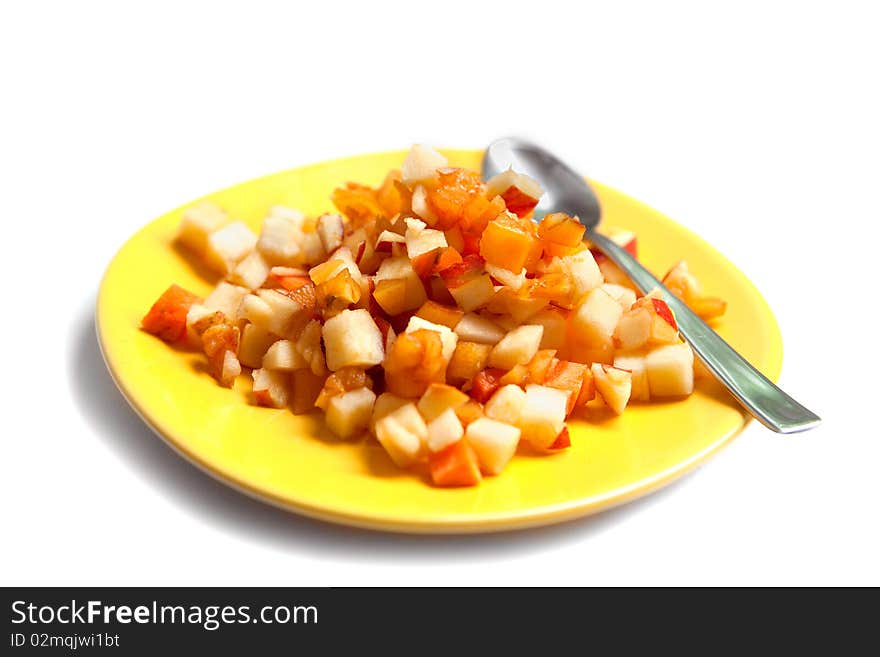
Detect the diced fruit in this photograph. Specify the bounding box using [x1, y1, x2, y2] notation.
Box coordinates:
[417, 383, 470, 422]
[591, 363, 632, 415]
[405, 223, 448, 259]
[469, 368, 506, 404]
[373, 256, 428, 314]
[290, 363, 324, 414]
[322, 309, 385, 371]
[519, 384, 568, 450]
[219, 350, 242, 388]
[645, 343, 694, 397]
[401, 144, 448, 185]
[614, 306, 652, 351]
[484, 263, 527, 291]
[548, 427, 571, 450]
[489, 324, 543, 370]
[529, 307, 568, 350]
[316, 268, 361, 317]
[142, 284, 201, 343]
[447, 341, 492, 386]
[527, 349, 557, 384]
[383, 329, 446, 398]
[438, 256, 496, 313]
[426, 407, 465, 453]
[238, 323, 277, 369]
[316, 213, 344, 253]
[557, 249, 603, 298]
[257, 215, 302, 265]
[479, 212, 536, 273]
[177, 201, 227, 255]
[315, 367, 373, 410]
[465, 417, 521, 475]
[371, 392, 409, 432]
[600, 283, 637, 311]
[454, 313, 505, 344]
[538, 213, 586, 247]
[204, 281, 249, 319]
[405, 316, 458, 363]
[568, 287, 623, 364]
[597, 258, 637, 292]
[428, 440, 482, 487]
[650, 297, 677, 330]
[426, 168, 504, 232]
[545, 360, 590, 415]
[613, 353, 649, 402]
[252, 368, 290, 408]
[455, 400, 485, 427]
[237, 293, 272, 329]
[486, 287, 548, 323]
[256, 288, 308, 338]
[295, 319, 327, 376]
[262, 339, 307, 371]
[415, 301, 463, 330]
[485, 169, 543, 218]
[326, 387, 376, 439]
[484, 384, 527, 425]
[375, 403, 428, 467]
[205, 222, 257, 274]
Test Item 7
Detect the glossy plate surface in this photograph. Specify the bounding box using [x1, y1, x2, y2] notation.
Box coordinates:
[97, 149, 782, 533]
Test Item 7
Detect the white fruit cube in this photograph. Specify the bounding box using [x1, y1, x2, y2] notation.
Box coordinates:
[238, 323, 277, 369]
[401, 144, 448, 185]
[186, 303, 214, 330]
[257, 215, 301, 265]
[410, 184, 438, 223]
[205, 221, 257, 274]
[374, 256, 428, 314]
[316, 213, 344, 253]
[449, 274, 496, 313]
[484, 384, 527, 425]
[645, 343, 694, 397]
[375, 403, 428, 467]
[570, 287, 623, 345]
[237, 293, 273, 329]
[426, 407, 465, 453]
[326, 387, 376, 439]
[322, 309, 385, 371]
[529, 308, 568, 350]
[489, 324, 543, 370]
[613, 353, 650, 402]
[417, 383, 469, 422]
[485, 169, 543, 204]
[177, 201, 227, 254]
[405, 316, 458, 363]
[591, 363, 632, 415]
[600, 283, 637, 311]
[519, 384, 567, 450]
[262, 339, 308, 371]
[465, 417, 521, 475]
[252, 368, 289, 408]
[371, 392, 409, 433]
[204, 282, 249, 319]
[454, 313, 505, 344]
[256, 289, 305, 338]
[230, 249, 271, 290]
[219, 350, 241, 388]
[561, 249, 603, 298]
[484, 263, 527, 291]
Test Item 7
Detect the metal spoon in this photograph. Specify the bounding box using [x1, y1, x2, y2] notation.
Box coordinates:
[482, 137, 820, 433]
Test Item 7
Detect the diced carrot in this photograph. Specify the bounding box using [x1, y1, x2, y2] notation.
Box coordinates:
[469, 368, 506, 404]
[141, 284, 201, 343]
[479, 213, 534, 273]
[548, 427, 571, 450]
[429, 440, 482, 487]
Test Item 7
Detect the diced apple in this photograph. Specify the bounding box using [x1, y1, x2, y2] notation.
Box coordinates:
[519, 384, 568, 450]
[262, 339, 307, 371]
[268, 205, 306, 224]
[591, 363, 632, 415]
[326, 387, 376, 439]
[484, 384, 527, 425]
[454, 313, 505, 344]
[600, 283, 637, 311]
[313, 213, 343, 254]
[177, 201, 227, 255]
[545, 360, 590, 415]
[375, 403, 428, 467]
[204, 281, 250, 319]
[568, 287, 623, 364]
[295, 319, 327, 376]
[298, 230, 327, 266]
[229, 250, 270, 290]
[255, 288, 307, 338]
[238, 323, 277, 369]
[257, 215, 302, 265]
[373, 256, 428, 314]
[614, 307, 652, 351]
[489, 324, 543, 370]
[370, 392, 409, 433]
[252, 368, 290, 408]
[405, 225, 447, 259]
[416, 383, 469, 423]
[486, 287, 548, 323]
[447, 341, 493, 386]
[447, 274, 495, 313]
[401, 144, 448, 185]
[219, 350, 241, 388]
[204, 222, 257, 274]
[529, 307, 568, 350]
[405, 316, 458, 363]
[426, 407, 465, 453]
[559, 249, 603, 298]
[645, 343, 694, 397]
[484, 263, 527, 291]
[410, 184, 438, 224]
[322, 308, 385, 371]
[613, 353, 650, 402]
[465, 417, 521, 475]
[485, 169, 543, 218]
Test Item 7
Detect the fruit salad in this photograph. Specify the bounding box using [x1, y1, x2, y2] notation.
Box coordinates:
[142, 145, 726, 487]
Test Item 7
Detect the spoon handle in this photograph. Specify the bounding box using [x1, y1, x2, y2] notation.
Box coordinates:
[587, 231, 820, 433]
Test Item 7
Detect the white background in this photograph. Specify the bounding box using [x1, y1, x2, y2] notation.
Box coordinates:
[2, 1, 877, 586]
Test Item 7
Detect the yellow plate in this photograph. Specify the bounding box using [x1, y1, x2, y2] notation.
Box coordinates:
[97, 149, 782, 533]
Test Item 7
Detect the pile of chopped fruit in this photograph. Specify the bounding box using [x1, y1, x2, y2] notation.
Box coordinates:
[142, 144, 727, 487]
